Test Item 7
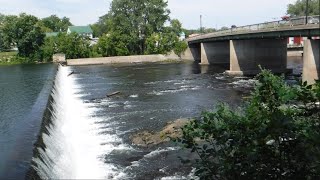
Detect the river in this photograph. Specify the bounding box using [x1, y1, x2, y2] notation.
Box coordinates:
[0, 64, 56, 179]
[0, 57, 302, 179]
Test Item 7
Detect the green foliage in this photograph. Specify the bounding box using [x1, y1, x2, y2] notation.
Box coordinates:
[40, 36, 56, 62]
[0, 15, 19, 51]
[0, 13, 45, 61]
[90, 14, 112, 37]
[13, 14, 44, 60]
[0, 13, 5, 23]
[16, 15, 45, 60]
[145, 31, 178, 54]
[94, 2, 186, 57]
[287, 0, 320, 16]
[40, 32, 92, 61]
[41, 15, 72, 32]
[173, 40, 188, 58]
[94, 32, 130, 57]
[184, 28, 217, 37]
[144, 19, 186, 55]
[91, 1, 188, 57]
[57, 33, 91, 59]
[0, 51, 17, 63]
[170, 19, 183, 35]
[177, 70, 320, 179]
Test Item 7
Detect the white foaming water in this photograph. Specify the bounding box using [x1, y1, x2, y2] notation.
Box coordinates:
[149, 86, 201, 96]
[129, 94, 139, 98]
[229, 79, 256, 88]
[32, 65, 120, 179]
[128, 147, 180, 168]
[160, 168, 199, 180]
[144, 147, 179, 158]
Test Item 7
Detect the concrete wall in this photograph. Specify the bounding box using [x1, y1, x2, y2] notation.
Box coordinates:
[53, 54, 66, 63]
[302, 39, 320, 84]
[67, 54, 175, 66]
[228, 39, 287, 75]
[200, 41, 230, 65]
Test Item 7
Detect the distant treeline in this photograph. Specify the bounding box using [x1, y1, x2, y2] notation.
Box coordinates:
[0, 0, 189, 63]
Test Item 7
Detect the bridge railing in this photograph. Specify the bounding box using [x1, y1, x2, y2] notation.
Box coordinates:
[189, 15, 320, 39]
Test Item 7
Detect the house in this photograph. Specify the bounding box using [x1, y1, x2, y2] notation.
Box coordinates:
[67, 26, 93, 39]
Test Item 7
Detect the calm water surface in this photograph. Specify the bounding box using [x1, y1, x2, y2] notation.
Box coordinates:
[0, 64, 56, 179]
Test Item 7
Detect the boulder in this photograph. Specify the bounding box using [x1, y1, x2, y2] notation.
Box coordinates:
[130, 118, 190, 147]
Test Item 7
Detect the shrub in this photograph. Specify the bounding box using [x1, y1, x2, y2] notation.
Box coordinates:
[40, 32, 92, 61]
[177, 70, 320, 179]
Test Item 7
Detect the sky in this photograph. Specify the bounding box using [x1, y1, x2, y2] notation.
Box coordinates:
[0, 0, 297, 29]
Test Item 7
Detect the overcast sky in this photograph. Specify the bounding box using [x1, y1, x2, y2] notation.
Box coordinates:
[0, 0, 297, 29]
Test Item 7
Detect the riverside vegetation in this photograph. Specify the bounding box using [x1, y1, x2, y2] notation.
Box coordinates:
[177, 70, 320, 179]
[0, 0, 188, 64]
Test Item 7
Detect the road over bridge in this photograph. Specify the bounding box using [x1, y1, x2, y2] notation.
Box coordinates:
[185, 16, 320, 83]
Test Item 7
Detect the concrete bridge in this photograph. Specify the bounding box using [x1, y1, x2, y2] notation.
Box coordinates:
[185, 16, 320, 83]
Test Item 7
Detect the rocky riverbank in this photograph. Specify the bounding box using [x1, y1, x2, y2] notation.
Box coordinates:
[130, 118, 191, 147]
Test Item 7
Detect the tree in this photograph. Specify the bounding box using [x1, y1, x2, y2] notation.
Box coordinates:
[145, 31, 177, 54]
[0, 15, 18, 51]
[0, 13, 5, 24]
[177, 70, 320, 179]
[14, 14, 45, 59]
[40, 36, 57, 62]
[41, 15, 72, 32]
[0, 14, 6, 51]
[145, 19, 184, 55]
[170, 19, 183, 35]
[94, 32, 131, 57]
[106, 0, 170, 55]
[183, 27, 217, 37]
[173, 40, 188, 58]
[41, 32, 92, 61]
[287, 0, 320, 17]
[220, 26, 229, 31]
[90, 14, 112, 37]
[0, 13, 45, 59]
[203, 28, 217, 33]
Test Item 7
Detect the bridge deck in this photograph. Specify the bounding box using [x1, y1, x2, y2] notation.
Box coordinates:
[188, 24, 320, 44]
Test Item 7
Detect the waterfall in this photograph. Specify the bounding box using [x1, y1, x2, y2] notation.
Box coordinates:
[31, 65, 117, 179]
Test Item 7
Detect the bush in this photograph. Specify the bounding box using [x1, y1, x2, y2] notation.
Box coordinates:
[173, 40, 188, 58]
[40, 32, 92, 61]
[177, 70, 320, 179]
[94, 33, 131, 57]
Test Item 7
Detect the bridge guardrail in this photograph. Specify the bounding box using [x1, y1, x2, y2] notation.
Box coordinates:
[188, 15, 320, 41]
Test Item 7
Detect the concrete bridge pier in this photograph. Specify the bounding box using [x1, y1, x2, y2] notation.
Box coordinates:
[183, 44, 201, 62]
[302, 39, 320, 84]
[226, 39, 287, 75]
[200, 41, 230, 65]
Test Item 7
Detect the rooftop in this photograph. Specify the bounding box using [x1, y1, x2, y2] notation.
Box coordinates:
[68, 26, 93, 34]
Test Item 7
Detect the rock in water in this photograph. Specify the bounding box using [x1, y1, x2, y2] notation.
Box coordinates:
[130, 118, 190, 147]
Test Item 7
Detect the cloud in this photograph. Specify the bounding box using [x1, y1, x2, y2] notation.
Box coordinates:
[168, 0, 297, 29]
[53, 0, 92, 3]
[0, 0, 298, 28]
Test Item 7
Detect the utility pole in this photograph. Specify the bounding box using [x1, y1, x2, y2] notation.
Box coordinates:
[305, 0, 309, 24]
[200, 15, 203, 33]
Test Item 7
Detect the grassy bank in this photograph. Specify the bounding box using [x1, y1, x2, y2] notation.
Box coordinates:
[0, 51, 40, 65]
[0, 51, 18, 65]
